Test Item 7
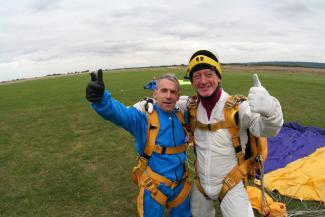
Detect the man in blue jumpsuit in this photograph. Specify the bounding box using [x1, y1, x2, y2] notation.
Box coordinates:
[86, 70, 191, 217]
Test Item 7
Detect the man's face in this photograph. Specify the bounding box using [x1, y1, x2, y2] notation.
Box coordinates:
[153, 79, 180, 113]
[191, 69, 220, 97]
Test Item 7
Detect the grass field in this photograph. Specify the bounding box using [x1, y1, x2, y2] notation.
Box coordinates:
[0, 66, 325, 217]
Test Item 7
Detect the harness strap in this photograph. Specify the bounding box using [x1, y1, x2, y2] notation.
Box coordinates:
[218, 160, 250, 202]
[166, 178, 192, 209]
[175, 110, 185, 125]
[140, 166, 191, 208]
[146, 166, 186, 189]
[144, 111, 160, 157]
[224, 97, 244, 165]
[139, 174, 168, 205]
[176, 110, 194, 146]
[189, 95, 269, 206]
[195, 120, 233, 131]
[153, 143, 187, 154]
[216, 96, 246, 202]
[135, 109, 191, 209]
[188, 96, 199, 133]
[231, 135, 245, 165]
[194, 159, 210, 199]
[190, 95, 247, 203]
[144, 110, 187, 157]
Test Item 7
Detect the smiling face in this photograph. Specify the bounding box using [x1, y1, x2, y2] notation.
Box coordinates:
[153, 78, 180, 113]
[191, 68, 221, 97]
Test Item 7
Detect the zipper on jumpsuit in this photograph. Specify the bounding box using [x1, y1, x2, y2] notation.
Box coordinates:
[170, 114, 182, 198]
[205, 117, 212, 194]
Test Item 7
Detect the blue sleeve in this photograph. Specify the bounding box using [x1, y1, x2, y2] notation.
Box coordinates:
[90, 91, 147, 151]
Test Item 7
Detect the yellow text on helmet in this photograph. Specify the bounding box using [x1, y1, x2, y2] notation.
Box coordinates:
[187, 55, 222, 76]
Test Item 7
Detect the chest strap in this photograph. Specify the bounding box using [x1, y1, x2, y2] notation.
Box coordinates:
[195, 120, 233, 131]
[153, 143, 187, 154]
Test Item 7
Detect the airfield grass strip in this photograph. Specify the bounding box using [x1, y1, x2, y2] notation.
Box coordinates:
[0, 67, 324, 216]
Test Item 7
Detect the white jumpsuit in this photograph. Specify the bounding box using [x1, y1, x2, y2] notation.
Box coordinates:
[177, 90, 283, 217]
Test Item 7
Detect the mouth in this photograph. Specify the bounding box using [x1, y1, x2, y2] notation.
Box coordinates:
[163, 101, 173, 105]
[199, 86, 211, 91]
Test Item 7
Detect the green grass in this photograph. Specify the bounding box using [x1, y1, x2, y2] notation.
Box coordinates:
[0, 67, 324, 216]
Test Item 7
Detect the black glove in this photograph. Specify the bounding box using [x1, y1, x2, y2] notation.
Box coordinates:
[86, 69, 105, 102]
[143, 97, 154, 112]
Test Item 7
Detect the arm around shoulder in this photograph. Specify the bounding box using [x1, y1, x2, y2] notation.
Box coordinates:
[176, 95, 190, 114]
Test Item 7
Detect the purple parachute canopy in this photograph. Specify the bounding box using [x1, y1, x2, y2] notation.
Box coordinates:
[265, 122, 325, 174]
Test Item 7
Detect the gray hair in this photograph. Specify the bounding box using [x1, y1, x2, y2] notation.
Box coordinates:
[155, 73, 180, 91]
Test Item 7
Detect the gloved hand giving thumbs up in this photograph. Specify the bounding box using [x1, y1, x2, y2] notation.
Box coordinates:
[86, 69, 105, 102]
[248, 74, 275, 117]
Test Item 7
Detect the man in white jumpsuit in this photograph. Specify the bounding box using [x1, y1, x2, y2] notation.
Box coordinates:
[176, 50, 283, 217]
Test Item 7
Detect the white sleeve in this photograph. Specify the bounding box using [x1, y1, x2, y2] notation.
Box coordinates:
[238, 97, 283, 137]
[176, 95, 190, 114]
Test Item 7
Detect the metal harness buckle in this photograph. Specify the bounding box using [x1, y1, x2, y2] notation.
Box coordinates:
[224, 177, 235, 188]
[144, 176, 157, 194]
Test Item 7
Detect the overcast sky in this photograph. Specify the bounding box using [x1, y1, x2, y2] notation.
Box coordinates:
[1, 0, 325, 82]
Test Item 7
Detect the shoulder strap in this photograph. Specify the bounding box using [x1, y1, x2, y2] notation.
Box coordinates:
[249, 135, 268, 163]
[176, 110, 185, 125]
[143, 110, 160, 158]
[143, 110, 188, 158]
[224, 95, 245, 165]
[225, 95, 247, 127]
[188, 95, 199, 133]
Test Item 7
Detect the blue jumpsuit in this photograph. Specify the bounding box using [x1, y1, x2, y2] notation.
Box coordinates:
[91, 90, 191, 217]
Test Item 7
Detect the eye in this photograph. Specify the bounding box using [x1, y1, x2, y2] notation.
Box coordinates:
[160, 88, 168, 93]
[193, 74, 201, 80]
[206, 71, 214, 77]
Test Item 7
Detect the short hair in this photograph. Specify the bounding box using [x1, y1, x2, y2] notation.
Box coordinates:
[155, 73, 180, 91]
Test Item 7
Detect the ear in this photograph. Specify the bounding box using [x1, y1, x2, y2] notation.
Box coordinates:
[192, 82, 197, 90]
[152, 90, 158, 100]
[176, 92, 180, 101]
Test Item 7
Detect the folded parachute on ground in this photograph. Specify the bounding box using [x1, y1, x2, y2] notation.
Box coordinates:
[264, 122, 325, 203]
[247, 186, 287, 217]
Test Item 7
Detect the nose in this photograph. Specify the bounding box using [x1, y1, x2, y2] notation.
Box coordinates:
[166, 91, 172, 98]
[199, 74, 208, 83]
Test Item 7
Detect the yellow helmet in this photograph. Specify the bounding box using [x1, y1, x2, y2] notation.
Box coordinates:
[185, 50, 222, 82]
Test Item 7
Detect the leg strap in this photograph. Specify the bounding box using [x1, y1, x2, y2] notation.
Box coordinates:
[140, 172, 168, 206]
[194, 176, 210, 199]
[146, 167, 185, 189]
[137, 186, 145, 217]
[139, 167, 192, 208]
[218, 160, 250, 202]
[194, 159, 211, 200]
[167, 177, 192, 209]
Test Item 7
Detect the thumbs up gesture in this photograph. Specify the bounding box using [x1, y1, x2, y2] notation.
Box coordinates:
[248, 74, 274, 117]
[86, 69, 105, 102]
